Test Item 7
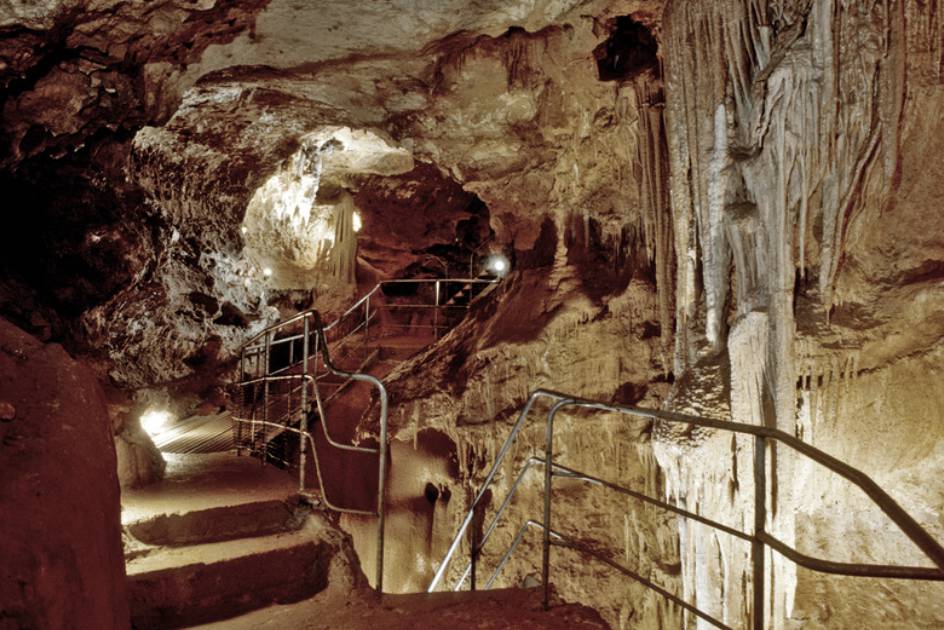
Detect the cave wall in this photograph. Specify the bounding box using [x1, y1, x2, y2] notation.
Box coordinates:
[328, 13, 685, 626]
[0, 318, 128, 629]
[658, 0, 944, 627]
[1, 0, 942, 628]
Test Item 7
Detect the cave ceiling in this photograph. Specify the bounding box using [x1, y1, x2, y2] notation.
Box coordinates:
[0, 0, 667, 390]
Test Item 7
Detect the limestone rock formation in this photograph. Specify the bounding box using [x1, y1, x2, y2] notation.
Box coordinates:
[1, 0, 943, 628]
[0, 317, 128, 629]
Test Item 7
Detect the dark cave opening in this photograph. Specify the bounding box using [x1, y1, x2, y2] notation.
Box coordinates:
[352, 162, 493, 284]
[593, 16, 659, 82]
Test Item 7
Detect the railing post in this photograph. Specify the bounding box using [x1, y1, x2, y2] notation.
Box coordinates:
[543, 399, 571, 611]
[375, 378, 389, 593]
[262, 332, 272, 465]
[236, 348, 245, 456]
[753, 435, 767, 630]
[434, 280, 441, 338]
[312, 320, 320, 384]
[470, 525, 477, 591]
[299, 317, 310, 494]
[249, 382, 258, 458]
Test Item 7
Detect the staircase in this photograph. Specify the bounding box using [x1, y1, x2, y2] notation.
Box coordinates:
[231, 276, 499, 589]
[126, 272, 944, 628]
[119, 276, 502, 628]
[121, 453, 347, 628]
[120, 451, 608, 629]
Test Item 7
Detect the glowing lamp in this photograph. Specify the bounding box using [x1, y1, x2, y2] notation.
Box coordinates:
[485, 253, 510, 277]
[140, 409, 173, 439]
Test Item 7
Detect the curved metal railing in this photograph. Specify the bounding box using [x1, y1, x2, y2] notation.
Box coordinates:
[241, 277, 498, 371]
[234, 277, 496, 593]
[234, 321, 389, 590]
[429, 389, 944, 628]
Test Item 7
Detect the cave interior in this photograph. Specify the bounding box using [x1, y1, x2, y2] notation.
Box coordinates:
[1, 1, 944, 629]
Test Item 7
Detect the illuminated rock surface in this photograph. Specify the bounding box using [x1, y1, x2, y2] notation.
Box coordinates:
[1, 0, 943, 628]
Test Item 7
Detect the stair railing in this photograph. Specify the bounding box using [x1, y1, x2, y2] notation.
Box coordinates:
[240, 277, 498, 384]
[428, 388, 944, 629]
[234, 311, 389, 591]
[233, 277, 497, 593]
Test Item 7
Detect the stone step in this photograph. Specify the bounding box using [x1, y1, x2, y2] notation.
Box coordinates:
[127, 517, 335, 629]
[125, 497, 306, 548]
[121, 453, 301, 556]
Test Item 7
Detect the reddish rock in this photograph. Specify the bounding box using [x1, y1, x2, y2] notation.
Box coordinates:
[0, 317, 129, 629]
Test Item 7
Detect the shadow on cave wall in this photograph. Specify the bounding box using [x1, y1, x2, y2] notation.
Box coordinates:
[0, 139, 158, 343]
[593, 16, 660, 82]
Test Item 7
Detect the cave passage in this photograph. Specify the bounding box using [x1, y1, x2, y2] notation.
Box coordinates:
[3, 2, 944, 630]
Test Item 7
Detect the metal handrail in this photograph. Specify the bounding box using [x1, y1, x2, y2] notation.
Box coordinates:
[234, 276, 498, 593]
[452, 456, 546, 590]
[480, 460, 943, 629]
[429, 388, 944, 628]
[486, 519, 562, 589]
[428, 390, 570, 591]
[243, 277, 497, 352]
[481, 518, 732, 630]
[551, 530, 735, 630]
[472, 458, 943, 586]
[234, 312, 390, 591]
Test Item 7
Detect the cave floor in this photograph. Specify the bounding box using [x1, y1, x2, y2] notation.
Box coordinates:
[190, 585, 610, 630]
[121, 452, 297, 526]
[119, 452, 608, 630]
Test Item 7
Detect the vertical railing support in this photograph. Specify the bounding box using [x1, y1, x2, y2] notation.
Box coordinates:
[375, 378, 389, 594]
[299, 316, 310, 494]
[236, 349, 245, 455]
[543, 399, 572, 610]
[312, 319, 320, 385]
[365, 293, 371, 343]
[470, 526, 478, 591]
[753, 435, 767, 630]
[249, 381, 258, 456]
[262, 332, 272, 465]
[434, 280, 441, 338]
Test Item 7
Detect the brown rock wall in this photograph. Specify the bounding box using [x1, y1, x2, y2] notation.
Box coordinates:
[0, 317, 128, 629]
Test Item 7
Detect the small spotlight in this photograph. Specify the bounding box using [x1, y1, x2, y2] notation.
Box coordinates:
[240, 226, 248, 234]
[485, 253, 510, 277]
[352, 211, 362, 233]
[262, 267, 273, 277]
[140, 409, 173, 439]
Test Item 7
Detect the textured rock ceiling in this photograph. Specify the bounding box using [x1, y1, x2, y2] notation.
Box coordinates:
[0, 0, 670, 390]
[2, 0, 944, 628]
[0, 0, 661, 166]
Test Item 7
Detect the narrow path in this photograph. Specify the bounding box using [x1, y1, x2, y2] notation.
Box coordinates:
[192, 586, 610, 629]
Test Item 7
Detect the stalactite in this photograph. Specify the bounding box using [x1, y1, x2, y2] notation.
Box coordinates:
[658, 0, 938, 621]
[633, 77, 676, 366]
[328, 191, 358, 285]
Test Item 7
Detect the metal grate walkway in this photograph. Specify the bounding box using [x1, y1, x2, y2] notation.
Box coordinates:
[154, 412, 233, 454]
